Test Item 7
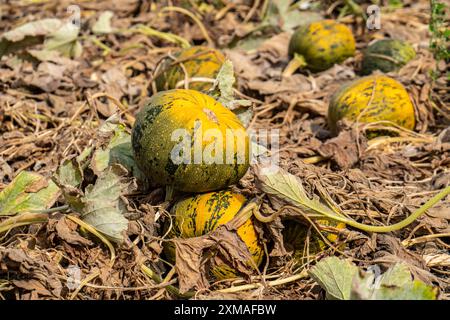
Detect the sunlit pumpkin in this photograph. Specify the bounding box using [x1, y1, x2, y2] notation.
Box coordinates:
[286, 19, 355, 74]
[155, 46, 225, 92]
[327, 75, 415, 134]
[164, 190, 264, 279]
[131, 89, 250, 193]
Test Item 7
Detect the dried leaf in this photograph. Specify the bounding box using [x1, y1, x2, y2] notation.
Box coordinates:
[264, 1, 322, 32]
[53, 215, 93, 246]
[215, 60, 236, 108]
[318, 127, 367, 169]
[173, 224, 255, 293]
[3, 19, 62, 41]
[0, 171, 60, 216]
[209, 59, 253, 126]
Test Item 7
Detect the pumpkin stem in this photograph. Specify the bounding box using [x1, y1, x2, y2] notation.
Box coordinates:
[282, 53, 307, 78]
[229, 201, 258, 230]
[165, 185, 175, 202]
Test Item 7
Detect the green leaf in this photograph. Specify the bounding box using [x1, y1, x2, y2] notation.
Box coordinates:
[310, 257, 438, 300]
[0, 171, 60, 216]
[0, 18, 62, 58]
[91, 117, 144, 180]
[209, 60, 253, 127]
[255, 165, 340, 219]
[0, 18, 82, 59]
[214, 60, 236, 108]
[54, 159, 83, 188]
[351, 263, 438, 300]
[92, 11, 115, 34]
[43, 21, 82, 58]
[233, 106, 253, 128]
[309, 257, 358, 300]
[1, 18, 62, 42]
[80, 165, 130, 243]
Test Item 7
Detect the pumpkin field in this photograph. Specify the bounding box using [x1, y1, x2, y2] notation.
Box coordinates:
[0, 0, 449, 301]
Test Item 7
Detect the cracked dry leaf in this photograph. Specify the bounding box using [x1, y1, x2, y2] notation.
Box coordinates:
[0, 171, 60, 216]
[318, 127, 367, 169]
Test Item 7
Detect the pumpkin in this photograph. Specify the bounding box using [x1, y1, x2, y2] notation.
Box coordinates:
[327, 75, 415, 134]
[155, 46, 225, 92]
[164, 190, 264, 279]
[361, 39, 416, 75]
[285, 19, 355, 75]
[283, 219, 346, 260]
[131, 89, 250, 193]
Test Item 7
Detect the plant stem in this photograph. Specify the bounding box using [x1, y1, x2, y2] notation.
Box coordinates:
[161, 6, 213, 47]
[0, 213, 48, 234]
[66, 215, 116, 265]
[282, 54, 307, 77]
[140, 264, 194, 298]
[216, 269, 308, 293]
[325, 186, 450, 233]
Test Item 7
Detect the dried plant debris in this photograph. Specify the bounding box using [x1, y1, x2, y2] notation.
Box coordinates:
[0, 0, 449, 300]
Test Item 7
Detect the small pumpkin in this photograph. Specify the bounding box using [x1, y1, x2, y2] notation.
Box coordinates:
[283, 219, 346, 260]
[285, 19, 355, 75]
[155, 46, 225, 92]
[131, 89, 250, 193]
[327, 75, 415, 134]
[361, 39, 416, 75]
[164, 190, 264, 279]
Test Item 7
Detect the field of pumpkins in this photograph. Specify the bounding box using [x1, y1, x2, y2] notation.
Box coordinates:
[0, 0, 449, 301]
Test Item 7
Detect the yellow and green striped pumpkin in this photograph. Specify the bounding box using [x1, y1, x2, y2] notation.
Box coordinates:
[164, 190, 264, 279]
[288, 19, 355, 72]
[361, 39, 416, 75]
[131, 89, 250, 193]
[155, 46, 225, 92]
[328, 75, 415, 134]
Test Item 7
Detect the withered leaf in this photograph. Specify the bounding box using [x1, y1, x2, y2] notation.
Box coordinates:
[173, 224, 255, 293]
[318, 127, 367, 170]
[54, 215, 93, 246]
